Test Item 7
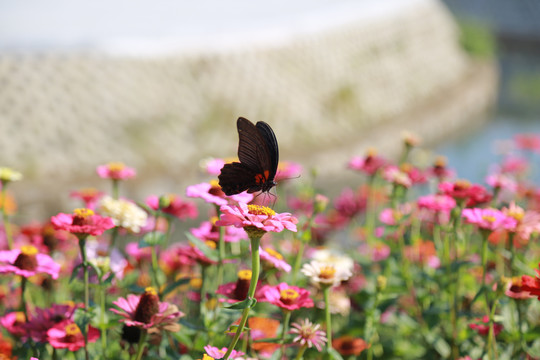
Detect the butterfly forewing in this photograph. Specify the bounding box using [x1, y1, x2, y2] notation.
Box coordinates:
[255, 121, 279, 180]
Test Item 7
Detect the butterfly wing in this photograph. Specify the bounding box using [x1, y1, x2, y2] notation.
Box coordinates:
[255, 121, 279, 183]
[218, 162, 258, 196]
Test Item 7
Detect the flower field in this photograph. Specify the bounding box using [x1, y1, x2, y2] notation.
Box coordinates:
[2, 131, 540, 360]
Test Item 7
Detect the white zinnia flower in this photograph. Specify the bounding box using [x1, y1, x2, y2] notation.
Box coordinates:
[311, 248, 354, 274]
[98, 196, 148, 233]
[301, 260, 352, 288]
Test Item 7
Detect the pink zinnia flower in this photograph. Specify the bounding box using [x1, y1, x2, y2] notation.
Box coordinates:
[125, 241, 153, 264]
[469, 315, 503, 336]
[26, 303, 80, 343]
[0, 245, 60, 279]
[514, 133, 540, 153]
[462, 208, 517, 232]
[379, 204, 412, 226]
[348, 149, 387, 176]
[175, 242, 218, 266]
[334, 187, 367, 220]
[186, 181, 253, 206]
[439, 180, 492, 207]
[504, 276, 533, 300]
[191, 219, 247, 243]
[47, 320, 100, 351]
[290, 318, 327, 351]
[69, 188, 104, 210]
[428, 156, 455, 181]
[217, 269, 258, 303]
[485, 173, 517, 193]
[503, 202, 540, 244]
[260, 247, 291, 272]
[201, 157, 226, 176]
[0, 311, 27, 337]
[216, 203, 298, 233]
[499, 155, 529, 175]
[146, 194, 198, 220]
[275, 161, 303, 182]
[520, 264, 540, 300]
[51, 208, 115, 237]
[400, 163, 428, 185]
[96, 162, 136, 180]
[259, 282, 313, 311]
[417, 194, 456, 212]
[382, 166, 412, 188]
[110, 287, 184, 332]
[204, 345, 244, 359]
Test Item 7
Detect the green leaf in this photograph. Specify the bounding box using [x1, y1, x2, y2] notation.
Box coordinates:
[224, 297, 257, 310]
[185, 232, 219, 262]
[69, 263, 83, 283]
[161, 277, 191, 297]
[141, 232, 166, 247]
[327, 347, 345, 360]
[73, 307, 94, 337]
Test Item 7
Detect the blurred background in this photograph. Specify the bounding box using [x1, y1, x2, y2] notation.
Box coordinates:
[0, 0, 539, 220]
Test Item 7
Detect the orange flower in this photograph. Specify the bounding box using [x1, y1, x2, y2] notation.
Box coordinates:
[332, 335, 369, 356]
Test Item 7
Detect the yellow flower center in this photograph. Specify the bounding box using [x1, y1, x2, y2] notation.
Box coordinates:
[247, 204, 275, 216]
[319, 265, 337, 279]
[202, 355, 215, 360]
[79, 187, 99, 196]
[144, 287, 157, 296]
[508, 210, 524, 222]
[435, 156, 447, 167]
[15, 312, 26, 323]
[190, 278, 203, 289]
[400, 163, 412, 172]
[65, 323, 81, 336]
[107, 162, 126, 171]
[265, 248, 283, 260]
[20, 245, 38, 256]
[237, 269, 252, 280]
[209, 179, 220, 188]
[366, 147, 378, 157]
[455, 179, 471, 190]
[74, 208, 94, 218]
[210, 216, 219, 225]
[482, 215, 496, 223]
[205, 240, 217, 249]
[280, 288, 299, 302]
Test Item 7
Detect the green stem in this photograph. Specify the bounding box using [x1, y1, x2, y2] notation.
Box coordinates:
[134, 330, 148, 360]
[100, 285, 107, 358]
[291, 239, 306, 286]
[112, 179, 119, 200]
[150, 246, 161, 291]
[279, 311, 292, 358]
[110, 226, 119, 250]
[78, 236, 90, 360]
[217, 206, 225, 287]
[323, 286, 333, 352]
[1, 186, 13, 249]
[223, 234, 261, 360]
[294, 344, 308, 360]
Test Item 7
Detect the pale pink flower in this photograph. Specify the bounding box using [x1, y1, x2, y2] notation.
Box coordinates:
[69, 188, 104, 210]
[260, 247, 291, 272]
[204, 345, 244, 359]
[0, 245, 60, 279]
[417, 194, 456, 212]
[290, 318, 327, 351]
[51, 208, 115, 237]
[379, 204, 412, 226]
[503, 202, 540, 244]
[216, 203, 297, 233]
[146, 194, 198, 220]
[485, 173, 517, 192]
[514, 133, 540, 153]
[275, 161, 303, 181]
[201, 157, 226, 176]
[383, 166, 412, 188]
[500, 155, 529, 175]
[259, 282, 314, 311]
[462, 208, 517, 231]
[96, 162, 136, 180]
[186, 181, 253, 206]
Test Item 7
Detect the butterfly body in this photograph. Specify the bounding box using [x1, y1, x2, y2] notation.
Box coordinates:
[218, 117, 279, 196]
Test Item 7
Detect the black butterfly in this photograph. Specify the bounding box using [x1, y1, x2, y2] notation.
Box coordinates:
[218, 117, 279, 196]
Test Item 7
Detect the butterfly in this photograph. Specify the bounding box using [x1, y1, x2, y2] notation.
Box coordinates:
[218, 117, 279, 196]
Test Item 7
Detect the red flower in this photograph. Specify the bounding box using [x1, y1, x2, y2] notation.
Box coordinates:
[332, 336, 370, 356]
[439, 180, 492, 207]
[51, 208, 115, 237]
[521, 264, 540, 299]
[47, 320, 100, 351]
[348, 148, 387, 176]
[469, 316, 503, 336]
[146, 194, 198, 220]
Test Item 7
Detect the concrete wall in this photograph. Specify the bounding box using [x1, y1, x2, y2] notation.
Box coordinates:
[0, 0, 497, 219]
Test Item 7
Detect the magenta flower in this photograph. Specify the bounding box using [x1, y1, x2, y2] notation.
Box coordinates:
[334, 187, 367, 220]
[47, 320, 100, 351]
[259, 282, 313, 311]
[191, 220, 248, 243]
[174, 242, 218, 266]
[125, 241, 153, 264]
[216, 203, 298, 233]
[110, 287, 183, 332]
[0, 311, 27, 337]
[204, 345, 244, 359]
[439, 180, 492, 207]
[0, 245, 60, 279]
[146, 194, 198, 220]
[202, 157, 226, 176]
[186, 181, 253, 206]
[260, 247, 291, 272]
[26, 303, 80, 343]
[290, 318, 327, 351]
[462, 208, 517, 231]
[96, 162, 136, 180]
[378, 204, 412, 226]
[469, 315, 503, 336]
[51, 208, 115, 237]
[348, 149, 387, 176]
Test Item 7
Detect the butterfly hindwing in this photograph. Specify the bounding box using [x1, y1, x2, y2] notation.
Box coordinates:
[218, 117, 279, 196]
